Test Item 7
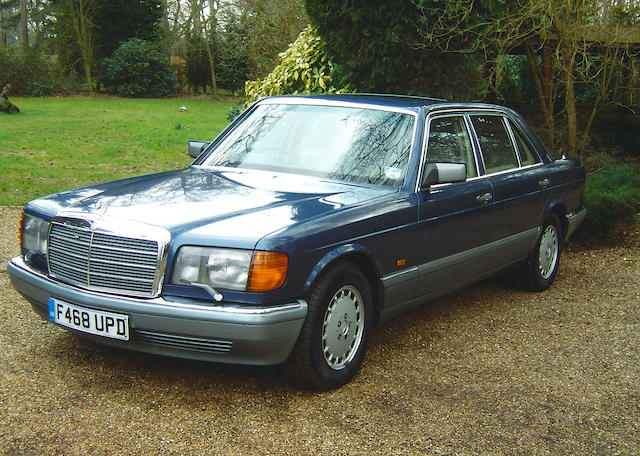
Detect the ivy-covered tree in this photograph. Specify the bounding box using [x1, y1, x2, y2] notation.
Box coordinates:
[244, 26, 345, 102]
[303, 0, 487, 99]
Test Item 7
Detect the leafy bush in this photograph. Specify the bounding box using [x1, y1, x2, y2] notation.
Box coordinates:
[244, 26, 348, 103]
[0, 49, 73, 96]
[101, 38, 177, 98]
[581, 163, 640, 237]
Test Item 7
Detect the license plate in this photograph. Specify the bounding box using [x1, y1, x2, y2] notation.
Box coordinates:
[48, 298, 130, 341]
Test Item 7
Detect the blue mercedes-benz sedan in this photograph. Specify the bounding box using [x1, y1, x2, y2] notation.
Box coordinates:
[8, 94, 586, 390]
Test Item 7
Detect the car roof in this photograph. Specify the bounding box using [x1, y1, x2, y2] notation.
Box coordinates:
[262, 94, 513, 115]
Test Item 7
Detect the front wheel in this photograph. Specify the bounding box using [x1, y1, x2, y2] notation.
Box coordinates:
[519, 215, 562, 291]
[286, 261, 373, 391]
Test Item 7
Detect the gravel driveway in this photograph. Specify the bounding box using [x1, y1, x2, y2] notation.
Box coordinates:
[1, 205, 638, 456]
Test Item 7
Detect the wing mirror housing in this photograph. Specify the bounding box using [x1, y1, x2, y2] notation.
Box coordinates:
[188, 141, 209, 158]
[421, 163, 467, 188]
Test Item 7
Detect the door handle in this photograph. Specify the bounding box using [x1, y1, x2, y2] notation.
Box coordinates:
[476, 192, 493, 203]
[538, 178, 550, 188]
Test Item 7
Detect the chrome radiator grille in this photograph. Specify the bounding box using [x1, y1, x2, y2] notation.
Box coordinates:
[48, 219, 165, 297]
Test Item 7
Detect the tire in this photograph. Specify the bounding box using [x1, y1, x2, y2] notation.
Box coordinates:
[286, 261, 373, 391]
[519, 214, 562, 291]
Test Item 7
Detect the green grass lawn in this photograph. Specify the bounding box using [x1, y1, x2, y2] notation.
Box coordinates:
[0, 97, 235, 206]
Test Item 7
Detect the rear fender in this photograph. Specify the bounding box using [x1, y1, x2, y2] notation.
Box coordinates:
[541, 198, 568, 238]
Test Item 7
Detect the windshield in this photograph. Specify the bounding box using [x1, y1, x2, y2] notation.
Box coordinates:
[201, 103, 416, 186]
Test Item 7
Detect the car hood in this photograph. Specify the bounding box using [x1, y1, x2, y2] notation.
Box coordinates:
[27, 167, 394, 248]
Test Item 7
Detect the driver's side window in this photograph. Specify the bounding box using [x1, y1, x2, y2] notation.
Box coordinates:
[426, 116, 478, 178]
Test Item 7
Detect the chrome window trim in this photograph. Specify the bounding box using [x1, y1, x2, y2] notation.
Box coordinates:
[468, 113, 520, 175]
[503, 118, 523, 167]
[425, 104, 511, 116]
[505, 118, 543, 166]
[258, 96, 418, 116]
[480, 162, 545, 178]
[464, 112, 486, 174]
[415, 112, 481, 193]
[427, 161, 544, 189]
[417, 108, 549, 191]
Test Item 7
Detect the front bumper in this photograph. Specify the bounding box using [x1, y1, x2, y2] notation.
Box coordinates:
[8, 257, 307, 365]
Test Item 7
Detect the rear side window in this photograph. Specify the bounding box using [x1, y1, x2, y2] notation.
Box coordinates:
[509, 120, 541, 166]
[470, 116, 518, 174]
[426, 116, 477, 178]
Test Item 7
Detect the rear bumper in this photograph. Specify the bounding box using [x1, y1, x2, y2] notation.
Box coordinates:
[8, 256, 307, 365]
[565, 206, 587, 240]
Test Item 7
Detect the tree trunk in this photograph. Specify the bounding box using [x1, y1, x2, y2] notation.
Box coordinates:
[206, 44, 218, 99]
[207, 0, 218, 99]
[562, 46, 577, 155]
[66, 0, 96, 94]
[525, 41, 555, 148]
[543, 44, 552, 101]
[20, 0, 28, 51]
[482, 50, 496, 103]
[0, 7, 6, 50]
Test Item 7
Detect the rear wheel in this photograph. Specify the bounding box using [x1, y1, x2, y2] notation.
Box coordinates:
[286, 261, 373, 391]
[519, 215, 562, 291]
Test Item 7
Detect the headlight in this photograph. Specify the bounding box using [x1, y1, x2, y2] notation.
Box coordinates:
[171, 247, 288, 293]
[20, 212, 49, 261]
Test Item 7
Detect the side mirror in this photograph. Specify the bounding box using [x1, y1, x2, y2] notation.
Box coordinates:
[421, 163, 467, 188]
[188, 140, 209, 158]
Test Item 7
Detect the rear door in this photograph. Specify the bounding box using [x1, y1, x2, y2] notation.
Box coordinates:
[469, 114, 551, 261]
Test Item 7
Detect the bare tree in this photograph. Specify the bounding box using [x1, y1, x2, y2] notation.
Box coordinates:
[204, 0, 218, 98]
[183, 0, 218, 97]
[160, 0, 184, 52]
[413, 0, 639, 155]
[62, 0, 97, 93]
[0, 5, 6, 50]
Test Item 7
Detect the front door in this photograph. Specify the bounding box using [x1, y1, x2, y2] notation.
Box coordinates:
[416, 114, 496, 298]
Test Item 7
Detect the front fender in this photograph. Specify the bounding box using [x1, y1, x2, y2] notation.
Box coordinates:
[302, 243, 382, 294]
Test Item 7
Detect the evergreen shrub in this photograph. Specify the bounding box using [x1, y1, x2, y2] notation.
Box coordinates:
[101, 38, 177, 98]
[581, 163, 640, 237]
[0, 49, 70, 96]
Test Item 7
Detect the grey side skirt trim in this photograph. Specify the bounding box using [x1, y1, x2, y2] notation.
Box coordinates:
[382, 227, 541, 284]
[565, 207, 587, 240]
[379, 227, 541, 322]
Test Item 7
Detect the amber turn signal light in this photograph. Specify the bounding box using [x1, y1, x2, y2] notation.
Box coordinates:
[247, 251, 288, 292]
[18, 211, 24, 247]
